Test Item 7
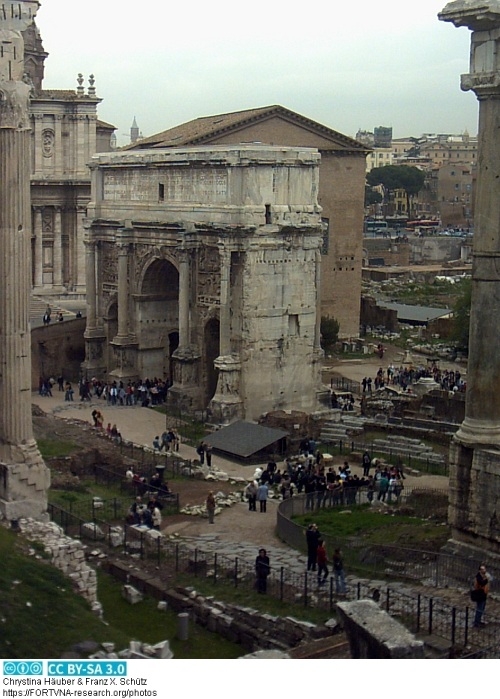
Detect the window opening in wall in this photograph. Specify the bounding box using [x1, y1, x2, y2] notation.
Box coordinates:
[159, 183, 165, 202]
[289, 314, 299, 336]
[265, 204, 272, 224]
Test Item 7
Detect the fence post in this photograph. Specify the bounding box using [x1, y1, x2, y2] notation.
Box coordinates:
[464, 607, 469, 647]
[428, 598, 434, 635]
[417, 593, 421, 632]
[330, 577, 334, 612]
[386, 588, 390, 613]
[304, 573, 308, 607]
[357, 581, 361, 600]
[214, 553, 218, 585]
[157, 535, 161, 567]
[234, 558, 238, 588]
[451, 607, 456, 646]
[280, 567, 284, 602]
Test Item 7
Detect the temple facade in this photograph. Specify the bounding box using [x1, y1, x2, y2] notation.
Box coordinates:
[83, 145, 326, 422]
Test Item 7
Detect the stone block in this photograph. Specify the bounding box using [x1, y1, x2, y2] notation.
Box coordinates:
[122, 584, 143, 605]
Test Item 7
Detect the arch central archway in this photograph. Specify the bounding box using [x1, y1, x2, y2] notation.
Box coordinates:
[136, 258, 179, 379]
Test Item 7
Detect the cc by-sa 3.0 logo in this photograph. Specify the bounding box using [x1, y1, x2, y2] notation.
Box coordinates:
[3, 662, 43, 676]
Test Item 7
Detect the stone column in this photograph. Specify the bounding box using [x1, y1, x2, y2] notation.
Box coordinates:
[440, 1, 500, 559]
[33, 206, 43, 289]
[169, 245, 203, 412]
[314, 248, 322, 351]
[178, 248, 190, 349]
[109, 231, 138, 382]
[115, 241, 130, 340]
[83, 235, 107, 378]
[74, 205, 87, 293]
[218, 248, 231, 356]
[440, 2, 500, 445]
[53, 206, 63, 289]
[0, 0, 50, 521]
[85, 239, 97, 332]
[33, 114, 43, 175]
[209, 246, 243, 424]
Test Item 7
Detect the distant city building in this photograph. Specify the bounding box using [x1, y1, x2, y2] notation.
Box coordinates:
[373, 126, 393, 148]
[361, 126, 477, 227]
[130, 116, 142, 144]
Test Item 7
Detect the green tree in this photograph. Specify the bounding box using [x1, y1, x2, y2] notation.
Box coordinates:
[365, 185, 383, 208]
[320, 316, 340, 352]
[452, 277, 472, 352]
[366, 165, 425, 217]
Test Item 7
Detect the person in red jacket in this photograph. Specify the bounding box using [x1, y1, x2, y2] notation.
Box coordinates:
[317, 539, 329, 587]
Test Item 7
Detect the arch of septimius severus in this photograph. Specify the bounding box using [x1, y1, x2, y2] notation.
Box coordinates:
[83, 146, 326, 423]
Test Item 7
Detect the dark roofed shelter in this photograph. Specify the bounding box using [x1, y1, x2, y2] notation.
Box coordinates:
[204, 421, 289, 462]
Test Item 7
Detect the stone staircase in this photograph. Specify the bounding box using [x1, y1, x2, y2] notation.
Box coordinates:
[30, 295, 75, 323]
[319, 413, 367, 445]
[370, 434, 445, 465]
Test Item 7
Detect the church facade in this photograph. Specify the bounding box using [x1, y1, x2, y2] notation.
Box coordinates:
[23, 21, 115, 299]
[83, 145, 326, 422]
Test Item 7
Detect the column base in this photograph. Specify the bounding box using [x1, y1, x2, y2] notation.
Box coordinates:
[109, 340, 138, 383]
[0, 441, 50, 521]
[208, 354, 243, 425]
[82, 332, 108, 380]
[455, 417, 500, 448]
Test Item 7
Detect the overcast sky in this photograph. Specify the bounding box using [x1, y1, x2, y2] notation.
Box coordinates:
[36, 0, 479, 146]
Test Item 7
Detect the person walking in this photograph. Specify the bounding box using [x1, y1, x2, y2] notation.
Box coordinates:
[245, 480, 258, 511]
[333, 548, 347, 594]
[316, 539, 329, 587]
[472, 563, 490, 628]
[362, 450, 371, 477]
[257, 482, 269, 512]
[206, 491, 216, 524]
[255, 548, 270, 594]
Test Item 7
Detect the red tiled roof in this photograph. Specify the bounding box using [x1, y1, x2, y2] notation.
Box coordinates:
[127, 105, 368, 153]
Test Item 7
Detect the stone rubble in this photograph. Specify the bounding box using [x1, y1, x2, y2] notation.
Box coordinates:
[15, 518, 102, 614]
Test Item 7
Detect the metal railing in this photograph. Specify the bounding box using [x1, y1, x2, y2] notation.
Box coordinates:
[46, 502, 500, 656]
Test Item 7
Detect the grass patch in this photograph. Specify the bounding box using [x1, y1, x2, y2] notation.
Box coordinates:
[37, 438, 80, 458]
[97, 573, 242, 659]
[294, 502, 450, 551]
[0, 526, 243, 659]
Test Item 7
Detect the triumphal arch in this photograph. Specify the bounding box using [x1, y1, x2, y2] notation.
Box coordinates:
[83, 145, 325, 422]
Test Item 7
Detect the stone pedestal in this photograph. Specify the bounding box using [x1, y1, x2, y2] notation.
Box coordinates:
[208, 355, 244, 425]
[168, 347, 203, 412]
[83, 332, 108, 380]
[108, 340, 139, 383]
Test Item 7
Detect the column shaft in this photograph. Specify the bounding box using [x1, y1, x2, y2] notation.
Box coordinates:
[0, 128, 34, 444]
[219, 249, 231, 356]
[34, 206, 43, 288]
[178, 251, 190, 348]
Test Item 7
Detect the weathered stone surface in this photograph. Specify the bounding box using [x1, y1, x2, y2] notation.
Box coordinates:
[336, 599, 424, 659]
[122, 584, 143, 605]
[85, 145, 324, 422]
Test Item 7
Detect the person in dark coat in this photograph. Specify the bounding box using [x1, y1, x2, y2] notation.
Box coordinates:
[255, 548, 270, 594]
[306, 523, 320, 571]
[473, 564, 490, 628]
